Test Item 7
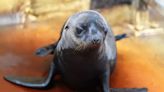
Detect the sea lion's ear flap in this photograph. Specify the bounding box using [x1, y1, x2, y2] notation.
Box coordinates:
[61, 18, 69, 31]
[104, 28, 108, 35]
[64, 25, 69, 30]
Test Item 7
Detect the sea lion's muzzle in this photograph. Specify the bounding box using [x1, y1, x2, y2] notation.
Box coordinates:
[88, 23, 104, 45]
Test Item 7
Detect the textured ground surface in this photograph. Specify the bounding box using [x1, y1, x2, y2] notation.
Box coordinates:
[0, 20, 163, 92]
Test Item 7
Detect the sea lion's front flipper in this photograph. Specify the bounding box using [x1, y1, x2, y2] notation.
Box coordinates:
[4, 62, 56, 89]
[115, 33, 127, 41]
[35, 43, 57, 57]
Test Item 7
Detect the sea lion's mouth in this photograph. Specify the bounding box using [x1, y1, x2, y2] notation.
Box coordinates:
[89, 43, 101, 49]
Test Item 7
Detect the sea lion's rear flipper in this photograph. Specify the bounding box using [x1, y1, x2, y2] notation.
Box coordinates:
[115, 33, 127, 41]
[111, 88, 148, 92]
[4, 62, 56, 89]
[35, 43, 57, 57]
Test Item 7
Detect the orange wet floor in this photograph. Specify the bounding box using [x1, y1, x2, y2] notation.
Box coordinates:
[0, 23, 164, 92]
[111, 36, 164, 92]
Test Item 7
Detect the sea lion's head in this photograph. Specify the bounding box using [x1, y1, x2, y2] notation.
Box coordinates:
[58, 10, 110, 51]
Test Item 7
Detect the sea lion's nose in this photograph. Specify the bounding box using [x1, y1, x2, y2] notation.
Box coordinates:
[92, 39, 100, 44]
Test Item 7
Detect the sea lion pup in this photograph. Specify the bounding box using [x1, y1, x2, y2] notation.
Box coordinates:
[4, 10, 126, 92]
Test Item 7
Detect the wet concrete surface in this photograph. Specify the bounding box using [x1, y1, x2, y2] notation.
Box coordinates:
[0, 21, 164, 92]
[112, 35, 164, 92]
[0, 23, 71, 92]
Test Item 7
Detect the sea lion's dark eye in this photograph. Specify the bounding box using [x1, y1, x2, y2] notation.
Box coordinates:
[76, 27, 84, 36]
[81, 24, 87, 30]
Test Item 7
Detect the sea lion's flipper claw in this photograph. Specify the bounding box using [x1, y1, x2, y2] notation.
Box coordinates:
[4, 62, 56, 89]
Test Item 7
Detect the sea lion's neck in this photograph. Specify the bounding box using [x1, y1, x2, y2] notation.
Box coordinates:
[57, 41, 105, 60]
